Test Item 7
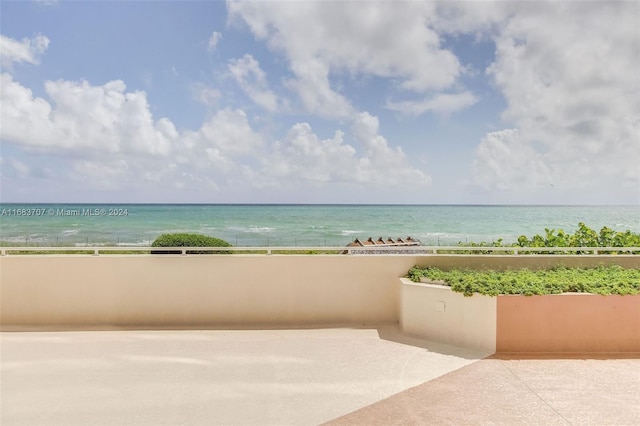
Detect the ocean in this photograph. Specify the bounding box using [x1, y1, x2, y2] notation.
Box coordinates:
[0, 204, 638, 247]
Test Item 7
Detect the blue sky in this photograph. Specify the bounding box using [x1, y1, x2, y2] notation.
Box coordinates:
[1, 1, 638, 204]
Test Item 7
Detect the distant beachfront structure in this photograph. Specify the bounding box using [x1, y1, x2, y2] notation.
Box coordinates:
[343, 237, 421, 254]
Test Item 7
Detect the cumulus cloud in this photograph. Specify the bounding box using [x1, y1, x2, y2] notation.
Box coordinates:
[471, 1, 640, 197]
[34, 0, 58, 6]
[0, 74, 265, 192]
[7, 158, 30, 179]
[184, 108, 263, 156]
[269, 124, 355, 183]
[0, 74, 188, 192]
[2, 65, 428, 197]
[71, 160, 130, 190]
[4, 3, 635, 203]
[472, 129, 551, 191]
[208, 31, 222, 52]
[191, 83, 221, 106]
[228, 54, 283, 112]
[0, 34, 50, 68]
[1, 74, 175, 156]
[266, 113, 430, 187]
[284, 58, 353, 119]
[227, 1, 466, 118]
[351, 112, 431, 185]
[386, 91, 478, 116]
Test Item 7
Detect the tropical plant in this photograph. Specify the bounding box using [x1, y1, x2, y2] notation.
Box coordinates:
[450, 223, 640, 254]
[514, 223, 640, 249]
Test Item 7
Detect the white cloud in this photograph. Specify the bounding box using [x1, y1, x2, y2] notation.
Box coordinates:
[184, 108, 263, 157]
[4, 158, 31, 179]
[227, 1, 466, 118]
[265, 113, 430, 187]
[351, 112, 431, 185]
[430, 2, 509, 35]
[284, 58, 353, 119]
[386, 91, 478, 116]
[1, 74, 175, 156]
[228, 54, 283, 112]
[208, 31, 222, 52]
[471, 1, 640, 197]
[0, 34, 50, 68]
[1, 73, 54, 145]
[472, 129, 551, 191]
[0, 78, 267, 193]
[71, 160, 130, 190]
[0, 74, 188, 193]
[2, 63, 431, 198]
[191, 83, 221, 106]
[269, 124, 354, 183]
[34, 0, 58, 6]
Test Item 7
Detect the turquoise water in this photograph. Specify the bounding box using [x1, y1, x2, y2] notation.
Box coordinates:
[0, 204, 638, 247]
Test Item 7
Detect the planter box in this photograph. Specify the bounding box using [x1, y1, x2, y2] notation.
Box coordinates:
[400, 278, 497, 353]
[400, 278, 640, 354]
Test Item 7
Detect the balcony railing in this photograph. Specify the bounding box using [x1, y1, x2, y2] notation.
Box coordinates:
[1, 246, 639, 256]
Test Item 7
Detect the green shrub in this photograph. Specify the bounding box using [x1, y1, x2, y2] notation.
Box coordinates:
[151, 233, 232, 254]
[407, 265, 640, 297]
[451, 223, 640, 254]
[514, 223, 640, 251]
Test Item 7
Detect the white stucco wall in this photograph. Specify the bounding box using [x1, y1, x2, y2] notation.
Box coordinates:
[0, 255, 416, 329]
[400, 278, 497, 353]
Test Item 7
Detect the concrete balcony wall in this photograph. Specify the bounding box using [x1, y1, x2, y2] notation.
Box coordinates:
[400, 279, 497, 353]
[0, 255, 416, 329]
[2, 253, 638, 354]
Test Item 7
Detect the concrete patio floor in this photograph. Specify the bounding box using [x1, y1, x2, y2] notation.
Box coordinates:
[1, 326, 487, 426]
[327, 355, 640, 425]
[2, 327, 638, 425]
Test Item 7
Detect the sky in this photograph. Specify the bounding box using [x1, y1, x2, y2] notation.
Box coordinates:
[0, 0, 638, 205]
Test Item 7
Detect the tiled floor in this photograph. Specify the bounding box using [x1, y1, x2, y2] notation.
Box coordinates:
[326, 355, 640, 425]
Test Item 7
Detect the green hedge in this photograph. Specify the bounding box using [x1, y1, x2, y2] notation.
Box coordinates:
[151, 233, 232, 254]
[408, 266, 640, 297]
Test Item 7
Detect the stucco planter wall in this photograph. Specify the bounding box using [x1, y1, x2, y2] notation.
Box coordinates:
[400, 278, 640, 354]
[497, 293, 640, 353]
[400, 278, 497, 353]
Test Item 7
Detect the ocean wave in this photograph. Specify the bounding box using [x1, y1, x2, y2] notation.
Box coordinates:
[415, 232, 517, 244]
[199, 226, 220, 232]
[340, 230, 362, 235]
[2, 235, 47, 244]
[118, 240, 151, 247]
[226, 226, 275, 233]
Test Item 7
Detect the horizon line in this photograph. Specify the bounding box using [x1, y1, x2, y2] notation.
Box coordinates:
[1, 202, 639, 207]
